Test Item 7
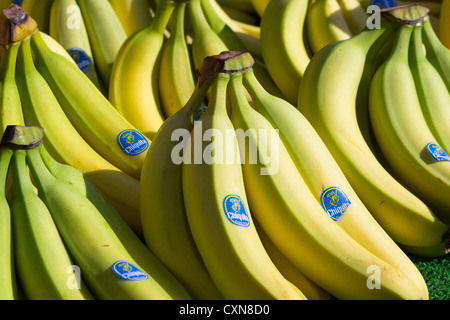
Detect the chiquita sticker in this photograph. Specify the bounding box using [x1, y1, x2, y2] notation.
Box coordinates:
[117, 129, 149, 156]
[223, 194, 250, 227]
[320, 187, 351, 221]
[426, 143, 450, 162]
[67, 48, 92, 73]
[112, 260, 149, 281]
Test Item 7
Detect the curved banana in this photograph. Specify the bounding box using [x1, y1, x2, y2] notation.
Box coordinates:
[182, 71, 306, 300]
[10, 149, 94, 300]
[260, 0, 311, 105]
[16, 36, 143, 238]
[228, 71, 424, 300]
[37, 143, 192, 300]
[158, 1, 196, 118]
[108, 0, 153, 36]
[250, 0, 270, 17]
[337, 0, 369, 34]
[39, 31, 78, 65]
[30, 30, 149, 180]
[0, 42, 24, 133]
[77, 0, 127, 88]
[49, 0, 105, 93]
[242, 67, 428, 296]
[141, 60, 224, 300]
[0, 147, 17, 300]
[25, 146, 185, 300]
[439, 0, 450, 48]
[399, 234, 449, 258]
[410, 23, 450, 154]
[306, 0, 353, 54]
[297, 19, 449, 248]
[368, 24, 450, 225]
[422, 17, 450, 92]
[109, 0, 177, 140]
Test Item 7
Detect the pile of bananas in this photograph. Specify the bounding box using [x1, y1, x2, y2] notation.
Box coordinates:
[0, 0, 448, 301]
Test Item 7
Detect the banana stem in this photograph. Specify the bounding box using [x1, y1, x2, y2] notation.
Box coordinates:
[148, 0, 177, 34]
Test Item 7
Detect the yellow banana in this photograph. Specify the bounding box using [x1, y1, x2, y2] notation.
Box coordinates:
[250, 0, 270, 17]
[439, 0, 450, 48]
[109, 0, 177, 140]
[108, 0, 153, 36]
[337, 0, 369, 34]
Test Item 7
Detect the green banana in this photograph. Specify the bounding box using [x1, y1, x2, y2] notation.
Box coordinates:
[182, 71, 306, 300]
[108, 0, 153, 36]
[228, 71, 424, 300]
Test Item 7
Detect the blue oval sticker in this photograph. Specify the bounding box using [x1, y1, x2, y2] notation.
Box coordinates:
[67, 47, 92, 73]
[426, 143, 450, 162]
[223, 194, 250, 227]
[112, 260, 149, 281]
[117, 129, 149, 156]
[320, 187, 351, 221]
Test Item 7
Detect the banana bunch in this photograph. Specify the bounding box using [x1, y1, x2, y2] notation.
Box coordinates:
[0, 124, 191, 300]
[0, 4, 150, 237]
[298, 5, 450, 259]
[109, 0, 281, 141]
[140, 50, 430, 300]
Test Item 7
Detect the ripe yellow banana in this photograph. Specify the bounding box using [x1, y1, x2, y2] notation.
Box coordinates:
[228, 71, 424, 300]
[183, 70, 306, 300]
[242, 66, 428, 296]
[439, 0, 450, 48]
[369, 24, 450, 225]
[30, 30, 149, 180]
[109, 0, 177, 140]
[141, 59, 225, 300]
[337, 0, 369, 34]
[25, 145, 183, 300]
[297, 16, 449, 248]
[260, 0, 311, 105]
[0, 42, 24, 133]
[77, 0, 127, 88]
[10, 148, 94, 300]
[108, 0, 153, 36]
[16, 36, 142, 237]
[49, 0, 105, 93]
[306, 0, 353, 54]
[0, 146, 17, 300]
[37, 143, 191, 300]
[158, 1, 196, 118]
[410, 23, 450, 155]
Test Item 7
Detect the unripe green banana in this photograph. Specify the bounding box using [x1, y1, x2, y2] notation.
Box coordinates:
[0, 147, 17, 300]
[109, 0, 176, 139]
[183, 71, 306, 300]
[77, 0, 127, 87]
[228, 71, 424, 300]
[25, 146, 181, 300]
[369, 24, 450, 225]
[17, 0, 53, 34]
[10, 149, 93, 300]
[158, 1, 196, 118]
[37, 144, 191, 300]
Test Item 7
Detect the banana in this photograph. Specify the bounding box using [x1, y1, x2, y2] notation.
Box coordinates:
[399, 234, 449, 258]
[25, 145, 185, 300]
[77, 0, 127, 88]
[228, 70, 424, 300]
[158, 1, 196, 118]
[337, 0, 369, 34]
[30, 30, 149, 180]
[217, 0, 256, 14]
[250, 0, 270, 17]
[109, 0, 176, 140]
[368, 23, 450, 225]
[0, 42, 24, 132]
[182, 68, 306, 300]
[410, 23, 450, 155]
[16, 36, 143, 238]
[39, 31, 78, 65]
[49, 0, 105, 93]
[242, 66, 428, 297]
[0, 146, 17, 300]
[260, 0, 311, 105]
[10, 148, 94, 300]
[422, 16, 450, 92]
[297, 13, 449, 249]
[254, 221, 331, 300]
[141, 57, 225, 300]
[439, 0, 450, 48]
[306, 0, 353, 54]
[16, 0, 53, 33]
[108, 0, 153, 36]
[37, 142, 192, 300]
